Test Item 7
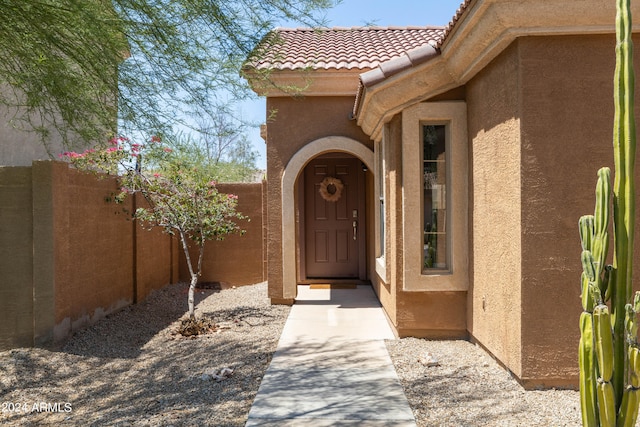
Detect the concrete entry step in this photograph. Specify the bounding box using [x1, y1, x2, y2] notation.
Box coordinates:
[246, 285, 416, 426]
[308, 283, 358, 289]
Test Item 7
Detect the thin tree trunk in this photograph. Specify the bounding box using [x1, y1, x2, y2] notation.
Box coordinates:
[189, 242, 206, 321]
[188, 273, 197, 321]
[177, 229, 197, 320]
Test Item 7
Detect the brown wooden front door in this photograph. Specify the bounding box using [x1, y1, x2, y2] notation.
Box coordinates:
[304, 156, 363, 279]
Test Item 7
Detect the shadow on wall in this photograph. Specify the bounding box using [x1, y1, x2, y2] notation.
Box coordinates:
[180, 182, 266, 287]
[0, 162, 266, 351]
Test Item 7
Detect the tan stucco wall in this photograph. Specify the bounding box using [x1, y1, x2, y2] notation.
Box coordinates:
[370, 114, 467, 338]
[0, 112, 67, 166]
[0, 96, 102, 167]
[180, 182, 266, 286]
[517, 34, 636, 387]
[50, 162, 135, 340]
[371, 116, 401, 326]
[467, 34, 640, 388]
[265, 96, 372, 301]
[467, 42, 523, 378]
[0, 167, 34, 348]
[135, 199, 179, 302]
[0, 161, 178, 350]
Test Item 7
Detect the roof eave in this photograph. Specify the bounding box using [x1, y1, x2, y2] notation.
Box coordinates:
[244, 68, 366, 97]
[355, 56, 453, 141]
[356, 0, 636, 141]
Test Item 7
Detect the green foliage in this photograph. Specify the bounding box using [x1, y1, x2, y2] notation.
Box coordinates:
[0, 0, 336, 149]
[0, 0, 125, 149]
[170, 111, 262, 183]
[61, 134, 245, 319]
[578, 1, 640, 425]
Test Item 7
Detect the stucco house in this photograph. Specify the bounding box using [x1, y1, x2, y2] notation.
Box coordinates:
[243, 0, 640, 388]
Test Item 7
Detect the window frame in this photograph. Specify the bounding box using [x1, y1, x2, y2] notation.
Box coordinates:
[374, 124, 389, 283]
[401, 101, 468, 292]
[421, 123, 451, 273]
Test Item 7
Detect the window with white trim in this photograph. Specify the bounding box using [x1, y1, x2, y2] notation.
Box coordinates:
[401, 101, 468, 292]
[422, 124, 448, 271]
[377, 136, 385, 258]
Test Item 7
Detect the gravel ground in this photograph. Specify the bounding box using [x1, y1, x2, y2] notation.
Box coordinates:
[386, 338, 582, 426]
[1, 282, 585, 426]
[0, 282, 289, 426]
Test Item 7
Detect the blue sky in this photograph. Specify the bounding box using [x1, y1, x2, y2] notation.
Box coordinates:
[246, 1, 462, 169]
[317, 0, 460, 28]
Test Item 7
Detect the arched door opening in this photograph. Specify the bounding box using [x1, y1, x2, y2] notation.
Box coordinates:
[297, 153, 366, 281]
[280, 136, 374, 299]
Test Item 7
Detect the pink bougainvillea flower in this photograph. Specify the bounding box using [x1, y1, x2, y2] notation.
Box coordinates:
[227, 194, 238, 200]
[163, 147, 173, 153]
[151, 135, 161, 143]
[208, 180, 217, 186]
[106, 147, 119, 153]
[153, 173, 161, 178]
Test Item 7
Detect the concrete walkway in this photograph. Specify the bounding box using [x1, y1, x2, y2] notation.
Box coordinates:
[246, 285, 416, 426]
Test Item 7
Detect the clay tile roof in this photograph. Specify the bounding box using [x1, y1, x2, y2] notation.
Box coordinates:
[439, 0, 473, 48]
[247, 26, 446, 72]
[352, 0, 473, 117]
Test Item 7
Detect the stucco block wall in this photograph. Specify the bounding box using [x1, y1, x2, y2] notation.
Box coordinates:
[265, 96, 372, 300]
[179, 182, 266, 286]
[50, 162, 135, 339]
[135, 201, 179, 302]
[467, 42, 523, 378]
[0, 167, 34, 348]
[0, 161, 177, 350]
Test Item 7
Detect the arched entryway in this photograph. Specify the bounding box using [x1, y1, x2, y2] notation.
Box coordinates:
[281, 136, 374, 299]
[299, 153, 366, 280]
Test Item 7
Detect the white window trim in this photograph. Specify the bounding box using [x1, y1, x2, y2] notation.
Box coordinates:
[374, 125, 389, 284]
[402, 101, 468, 292]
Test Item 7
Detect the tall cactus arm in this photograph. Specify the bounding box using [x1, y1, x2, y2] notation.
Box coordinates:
[580, 0, 638, 424]
[594, 168, 612, 273]
[612, 0, 636, 407]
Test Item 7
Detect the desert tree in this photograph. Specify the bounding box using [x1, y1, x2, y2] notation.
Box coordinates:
[0, 0, 336, 150]
[61, 134, 245, 325]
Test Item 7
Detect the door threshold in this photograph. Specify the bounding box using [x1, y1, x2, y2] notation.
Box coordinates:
[298, 279, 371, 286]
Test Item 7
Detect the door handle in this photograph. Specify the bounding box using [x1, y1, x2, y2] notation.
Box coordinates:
[353, 221, 358, 240]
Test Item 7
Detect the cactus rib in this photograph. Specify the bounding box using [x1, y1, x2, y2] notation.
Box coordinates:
[598, 379, 617, 427]
[581, 311, 599, 426]
[595, 305, 615, 382]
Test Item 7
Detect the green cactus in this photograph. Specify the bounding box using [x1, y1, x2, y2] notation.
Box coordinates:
[580, 311, 598, 425]
[578, 0, 640, 426]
